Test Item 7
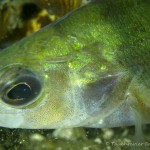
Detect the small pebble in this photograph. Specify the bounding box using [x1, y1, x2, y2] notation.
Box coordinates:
[102, 128, 114, 140]
[94, 137, 102, 144]
[30, 133, 45, 141]
[53, 128, 86, 141]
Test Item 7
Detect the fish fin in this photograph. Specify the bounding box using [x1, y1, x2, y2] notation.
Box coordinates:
[127, 91, 148, 150]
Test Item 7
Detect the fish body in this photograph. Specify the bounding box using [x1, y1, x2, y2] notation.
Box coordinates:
[0, 0, 149, 129]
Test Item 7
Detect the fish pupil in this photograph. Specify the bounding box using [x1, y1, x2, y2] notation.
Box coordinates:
[7, 83, 32, 100]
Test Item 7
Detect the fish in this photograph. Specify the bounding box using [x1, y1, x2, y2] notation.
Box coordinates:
[0, 0, 149, 134]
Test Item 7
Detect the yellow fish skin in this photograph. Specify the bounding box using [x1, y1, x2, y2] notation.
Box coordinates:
[0, 0, 149, 129]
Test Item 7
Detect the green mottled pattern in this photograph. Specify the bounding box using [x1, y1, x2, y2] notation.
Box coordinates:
[0, 0, 149, 84]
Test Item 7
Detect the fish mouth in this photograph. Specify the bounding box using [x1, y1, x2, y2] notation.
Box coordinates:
[0, 64, 42, 108]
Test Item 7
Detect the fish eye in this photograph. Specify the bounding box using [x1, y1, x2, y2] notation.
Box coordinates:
[1, 74, 42, 107]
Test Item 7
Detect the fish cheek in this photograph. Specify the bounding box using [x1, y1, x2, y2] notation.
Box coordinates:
[24, 72, 75, 128]
[26, 97, 73, 128]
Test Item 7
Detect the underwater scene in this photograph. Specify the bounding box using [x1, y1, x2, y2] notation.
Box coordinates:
[0, 0, 150, 150]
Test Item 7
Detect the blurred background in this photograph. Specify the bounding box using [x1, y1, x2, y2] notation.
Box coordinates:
[0, 0, 89, 49]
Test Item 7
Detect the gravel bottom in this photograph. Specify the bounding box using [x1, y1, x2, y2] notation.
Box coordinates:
[0, 125, 150, 150]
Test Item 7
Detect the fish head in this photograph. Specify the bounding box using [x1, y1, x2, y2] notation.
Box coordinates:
[0, 29, 136, 129]
[0, 26, 89, 128]
[0, 24, 131, 129]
